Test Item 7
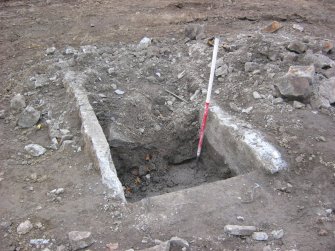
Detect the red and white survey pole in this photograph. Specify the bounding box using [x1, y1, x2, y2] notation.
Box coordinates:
[196, 37, 220, 161]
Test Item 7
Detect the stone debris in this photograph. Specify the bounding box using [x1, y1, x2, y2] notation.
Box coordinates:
[138, 37, 152, 49]
[245, 62, 260, 73]
[50, 188, 65, 195]
[271, 229, 284, 239]
[252, 232, 268, 241]
[242, 106, 253, 114]
[293, 101, 305, 109]
[68, 231, 94, 250]
[262, 21, 283, 33]
[215, 64, 228, 77]
[10, 94, 26, 112]
[322, 40, 334, 54]
[275, 65, 315, 101]
[224, 225, 256, 236]
[287, 41, 307, 54]
[115, 89, 125, 95]
[0, 109, 5, 119]
[236, 216, 245, 221]
[24, 144, 47, 157]
[303, 52, 335, 70]
[292, 24, 304, 32]
[185, 24, 204, 40]
[273, 97, 284, 105]
[64, 46, 78, 55]
[169, 236, 190, 251]
[17, 220, 33, 235]
[46, 47, 56, 55]
[319, 77, 335, 107]
[18, 106, 40, 128]
[253, 91, 262, 99]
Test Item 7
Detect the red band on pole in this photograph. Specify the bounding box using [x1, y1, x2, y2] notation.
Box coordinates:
[197, 102, 210, 158]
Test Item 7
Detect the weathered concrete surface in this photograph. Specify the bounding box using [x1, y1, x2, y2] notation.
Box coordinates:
[204, 104, 288, 174]
[63, 71, 125, 202]
[122, 171, 306, 250]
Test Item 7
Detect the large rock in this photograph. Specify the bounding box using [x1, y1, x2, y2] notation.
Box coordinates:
[185, 24, 204, 40]
[68, 231, 94, 250]
[286, 41, 307, 54]
[17, 220, 33, 235]
[24, 144, 47, 157]
[304, 52, 335, 70]
[319, 77, 335, 106]
[224, 225, 256, 236]
[17, 106, 40, 128]
[169, 236, 190, 251]
[10, 94, 26, 112]
[275, 65, 315, 101]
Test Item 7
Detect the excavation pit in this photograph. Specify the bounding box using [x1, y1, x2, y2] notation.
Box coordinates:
[109, 139, 234, 202]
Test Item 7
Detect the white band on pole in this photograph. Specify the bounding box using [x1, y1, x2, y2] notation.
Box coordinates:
[206, 38, 220, 103]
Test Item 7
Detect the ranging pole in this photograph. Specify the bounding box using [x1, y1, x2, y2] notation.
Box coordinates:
[196, 37, 220, 161]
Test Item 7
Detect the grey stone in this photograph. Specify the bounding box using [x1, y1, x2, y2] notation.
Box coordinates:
[80, 45, 97, 54]
[304, 52, 335, 70]
[115, 89, 125, 95]
[56, 245, 67, 251]
[242, 106, 253, 114]
[18, 106, 40, 128]
[10, 94, 26, 112]
[253, 91, 262, 99]
[293, 101, 305, 109]
[273, 97, 284, 104]
[138, 37, 151, 49]
[252, 232, 268, 241]
[24, 144, 46, 157]
[287, 41, 307, 54]
[224, 225, 256, 236]
[292, 24, 304, 32]
[271, 229, 284, 239]
[185, 24, 204, 40]
[46, 47, 56, 55]
[215, 64, 228, 77]
[68, 231, 94, 250]
[275, 65, 315, 101]
[64, 46, 77, 55]
[169, 236, 190, 251]
[319, 77, 335, 105]
[0, 109, 5, 119]
[17, 220, 33, 235]
[245, 62, 260, 73]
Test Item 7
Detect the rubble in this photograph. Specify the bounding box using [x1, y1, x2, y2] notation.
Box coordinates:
[17, 106, 40, 128]
[271, 229, 284, 239]
[17, 220, 33, 235]
[24, 144, 47, 157]
[68, 231, 94, 250]
[286, 41, 307, 54]
[224, 225, 256, 236]
[10, 94, 26, 112]
[319, 77, 335, 107]
[252, 232, 268, 241]
[275, 65, 315, 101]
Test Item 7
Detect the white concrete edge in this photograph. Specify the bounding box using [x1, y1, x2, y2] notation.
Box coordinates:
[63, 71, 126, 202]
[209, 104, 288, 174]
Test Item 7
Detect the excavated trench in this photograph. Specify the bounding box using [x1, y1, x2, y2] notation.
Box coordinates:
[105, 119, 234, 202]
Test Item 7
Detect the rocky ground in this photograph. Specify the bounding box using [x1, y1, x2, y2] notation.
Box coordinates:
[1, 0, 335, 250]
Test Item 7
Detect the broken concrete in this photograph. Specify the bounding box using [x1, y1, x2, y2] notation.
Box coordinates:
[204, 104, 288, 174]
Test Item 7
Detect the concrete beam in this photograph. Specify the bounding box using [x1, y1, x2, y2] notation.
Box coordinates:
[63, 71, 126, 202]
[205, 104, 288, 174]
